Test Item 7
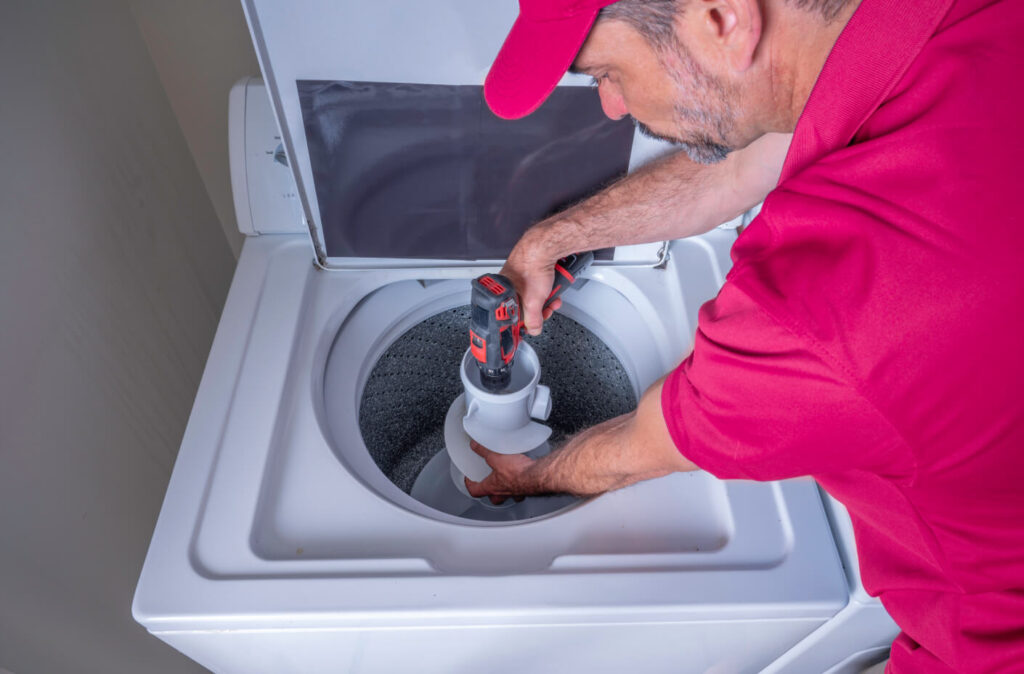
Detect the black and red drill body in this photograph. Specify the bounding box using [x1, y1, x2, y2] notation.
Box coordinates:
[469, 252, 594, 392]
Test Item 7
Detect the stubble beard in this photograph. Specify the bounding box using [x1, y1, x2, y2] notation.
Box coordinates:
[635, 42, 738, 165]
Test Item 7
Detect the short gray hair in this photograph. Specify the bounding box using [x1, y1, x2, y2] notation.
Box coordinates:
[598, 0, 856, 45]
[598, 0, 683, 52]
[788, 0, 858, 22]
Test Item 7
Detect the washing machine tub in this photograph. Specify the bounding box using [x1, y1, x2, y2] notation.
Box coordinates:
[133, 231, 852, 673]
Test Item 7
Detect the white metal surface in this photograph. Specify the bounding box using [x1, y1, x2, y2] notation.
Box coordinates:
[133, 232, 858, 673]
[762, 491, 899, 674]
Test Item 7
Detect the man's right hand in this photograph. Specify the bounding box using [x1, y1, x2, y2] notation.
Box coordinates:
[500, 224, 565, 336]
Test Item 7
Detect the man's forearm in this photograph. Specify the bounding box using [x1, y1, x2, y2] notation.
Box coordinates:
[468, 378, 698, 499]
[521, 413, 672, 497]
[526, 132, 791, 259]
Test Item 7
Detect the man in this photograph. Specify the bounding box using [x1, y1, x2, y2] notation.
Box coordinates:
[464, 0, 1024, 671]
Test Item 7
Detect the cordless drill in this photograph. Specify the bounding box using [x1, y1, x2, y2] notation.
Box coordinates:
[469, 252, 594, 392]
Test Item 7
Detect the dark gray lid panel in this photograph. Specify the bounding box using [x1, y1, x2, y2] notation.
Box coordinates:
[298, 81, 634, 260]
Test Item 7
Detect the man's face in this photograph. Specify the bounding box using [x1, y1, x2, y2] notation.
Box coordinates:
[573, 18, 738, 164]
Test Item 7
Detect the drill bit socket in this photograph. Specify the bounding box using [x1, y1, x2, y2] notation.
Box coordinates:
[479, 365, 512, 392]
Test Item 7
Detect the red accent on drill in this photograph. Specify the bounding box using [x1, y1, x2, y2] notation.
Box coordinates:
[469, 252, 594, 392]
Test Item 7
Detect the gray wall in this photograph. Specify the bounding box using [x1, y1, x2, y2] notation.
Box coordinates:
[128, 0, 261, 259]
[0, 1, 247, 672]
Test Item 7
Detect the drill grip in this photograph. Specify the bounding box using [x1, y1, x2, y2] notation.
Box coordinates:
[544, 251, 595, 311]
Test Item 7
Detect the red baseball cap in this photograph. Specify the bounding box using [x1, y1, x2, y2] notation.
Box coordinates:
[485, 0, 622, 120]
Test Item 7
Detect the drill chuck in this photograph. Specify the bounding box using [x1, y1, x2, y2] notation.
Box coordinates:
[478, 365, 512, 392]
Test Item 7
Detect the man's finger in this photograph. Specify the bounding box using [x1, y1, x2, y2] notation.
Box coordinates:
[542, 297, 562, 320]
[465, 476, 486, 498]
[523, 299, 544, 336]
[466, 476, 509, 504]
[469, 439, 498, 460]
[523, 273, 556, 336]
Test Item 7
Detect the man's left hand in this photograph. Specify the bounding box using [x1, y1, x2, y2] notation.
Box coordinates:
[464, 440, 535, 504]
[463, 378, 698, 501]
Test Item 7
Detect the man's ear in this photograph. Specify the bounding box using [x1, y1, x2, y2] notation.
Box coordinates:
[692, 0, 762, 72]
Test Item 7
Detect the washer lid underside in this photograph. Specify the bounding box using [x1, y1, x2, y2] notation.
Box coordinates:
[299, 81, 634, 262]
[242, 0, 676, 268]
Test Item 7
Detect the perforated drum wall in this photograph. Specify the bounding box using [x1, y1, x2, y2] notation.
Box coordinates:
[358, 307, 637, 495]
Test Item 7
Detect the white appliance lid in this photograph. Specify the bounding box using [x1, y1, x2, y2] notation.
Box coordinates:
[242, 0, 649, 268]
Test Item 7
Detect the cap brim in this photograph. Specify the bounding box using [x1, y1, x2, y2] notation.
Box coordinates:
[484, 11, 599, 120]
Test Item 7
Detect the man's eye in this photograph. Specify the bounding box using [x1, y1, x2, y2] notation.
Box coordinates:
[589, 74, 611, 88]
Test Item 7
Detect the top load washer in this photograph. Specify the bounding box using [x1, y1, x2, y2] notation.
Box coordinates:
[133, 2, 897, 672]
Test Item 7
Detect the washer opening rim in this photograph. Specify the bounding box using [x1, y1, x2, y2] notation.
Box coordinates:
[316, 275, 665, 527]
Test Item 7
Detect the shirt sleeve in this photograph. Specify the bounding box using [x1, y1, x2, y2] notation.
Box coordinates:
[662, 280, 909, 482]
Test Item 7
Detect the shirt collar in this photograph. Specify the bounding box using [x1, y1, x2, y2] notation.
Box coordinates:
[778, 0, 955, 184]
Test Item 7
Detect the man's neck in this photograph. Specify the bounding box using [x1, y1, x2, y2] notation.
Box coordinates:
[762, 0, 863, 132]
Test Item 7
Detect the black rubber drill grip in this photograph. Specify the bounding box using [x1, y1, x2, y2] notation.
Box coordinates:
[545, 251, 595, 311]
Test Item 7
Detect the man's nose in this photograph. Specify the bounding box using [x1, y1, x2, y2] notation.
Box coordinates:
[598, 84, 629, 120]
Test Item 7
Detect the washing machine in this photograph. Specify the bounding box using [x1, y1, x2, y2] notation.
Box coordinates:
[132, 2, 898, 672]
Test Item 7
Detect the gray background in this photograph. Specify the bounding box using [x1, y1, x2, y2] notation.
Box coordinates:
[0, 1, 259, 672]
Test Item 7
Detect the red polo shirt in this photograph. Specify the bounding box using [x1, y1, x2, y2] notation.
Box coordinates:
[661, 0, 1024, 671]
